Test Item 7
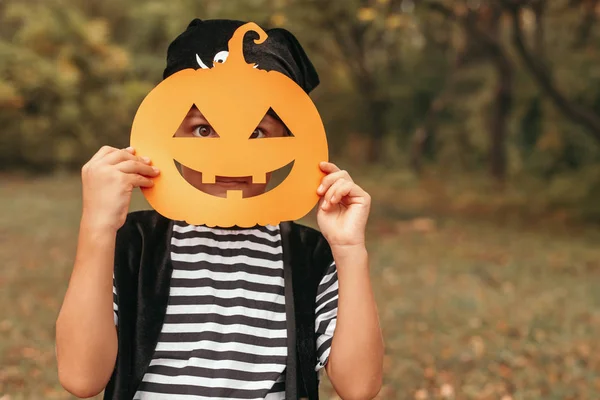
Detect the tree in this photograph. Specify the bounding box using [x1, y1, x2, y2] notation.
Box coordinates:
[500, 0, 600, 143]
[282, 0, 413, 162]
[423, 1, 514, 182]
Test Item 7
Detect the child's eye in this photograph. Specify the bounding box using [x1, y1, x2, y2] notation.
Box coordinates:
[250, 128, 267, 139]
[192, 125, 216, 138]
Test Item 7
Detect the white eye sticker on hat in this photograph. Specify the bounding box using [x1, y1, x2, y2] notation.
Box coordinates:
[197, 50, 258, 69]
[196, 51, 229, 69]
[213, 51, 229, 64]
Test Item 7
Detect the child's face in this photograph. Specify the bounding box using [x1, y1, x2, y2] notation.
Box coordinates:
[173, 106, 289, 199]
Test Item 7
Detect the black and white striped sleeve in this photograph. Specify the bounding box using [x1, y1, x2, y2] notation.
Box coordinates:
[113, 272, 118, 327]
[314, 261, 338, 371]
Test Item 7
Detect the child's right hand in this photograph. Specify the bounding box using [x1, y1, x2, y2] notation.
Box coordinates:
[81, 146, 159, 232]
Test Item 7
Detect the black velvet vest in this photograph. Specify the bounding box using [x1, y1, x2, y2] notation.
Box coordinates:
[103, 210, 333, 400]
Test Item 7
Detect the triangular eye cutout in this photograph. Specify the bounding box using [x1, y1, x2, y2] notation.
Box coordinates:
[248, 108, 295, 139]
[172, 104, 220, 138]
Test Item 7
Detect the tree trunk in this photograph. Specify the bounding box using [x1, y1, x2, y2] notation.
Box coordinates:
[532, 0, 546, 58]
[574, 0, 599, 47]
[488, 4, 513, 183]
[410, 96, 446, 174]
[366, 97, 389, 163]
[425, 2, 515, 181]
[490, 57, 513, 182]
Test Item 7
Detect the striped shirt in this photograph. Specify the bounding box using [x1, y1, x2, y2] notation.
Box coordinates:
[113, 222, 338, 399]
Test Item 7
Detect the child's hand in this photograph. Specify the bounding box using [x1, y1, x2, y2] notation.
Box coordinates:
[81, 146, 159, 232]
[316, 162, 371, 249]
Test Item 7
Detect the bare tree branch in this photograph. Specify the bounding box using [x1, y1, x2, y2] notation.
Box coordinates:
[501, 1, 600, 142]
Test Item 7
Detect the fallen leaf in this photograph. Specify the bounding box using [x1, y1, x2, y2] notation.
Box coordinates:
[414, 389, 428, 400]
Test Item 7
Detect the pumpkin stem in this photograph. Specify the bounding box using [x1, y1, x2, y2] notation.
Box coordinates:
[227, 22, 268, 66]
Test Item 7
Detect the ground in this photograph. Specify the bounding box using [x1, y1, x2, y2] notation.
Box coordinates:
[1, 171, 600, 400]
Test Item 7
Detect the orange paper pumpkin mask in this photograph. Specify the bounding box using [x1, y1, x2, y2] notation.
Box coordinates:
[130, 23, 328, 227]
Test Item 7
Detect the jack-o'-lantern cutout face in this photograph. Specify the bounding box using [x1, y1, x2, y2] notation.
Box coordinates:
[130, 22, 328, 227]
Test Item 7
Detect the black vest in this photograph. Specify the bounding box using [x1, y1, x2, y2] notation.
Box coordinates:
[103, 210, 333, 400]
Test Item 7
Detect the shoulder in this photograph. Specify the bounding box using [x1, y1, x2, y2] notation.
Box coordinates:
[288, 221, 325, 245]
[116, 210, 173, 241]
[114, 210, 173, 271]
[122, 209, 172, 230]
[287, 221, 333, 266]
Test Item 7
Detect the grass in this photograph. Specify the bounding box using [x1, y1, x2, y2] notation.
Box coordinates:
[1, 171, 600, 399]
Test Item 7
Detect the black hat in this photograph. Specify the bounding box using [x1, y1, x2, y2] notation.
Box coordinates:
[163, 19, 320, 93]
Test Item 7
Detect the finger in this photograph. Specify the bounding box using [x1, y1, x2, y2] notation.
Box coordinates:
[89, 145, 119, 163]
[317, 170, 353, 195]
[103, 148, 150, 166]
[329, 180, 355, 204]
[117, 160, 160, 177]
[324, 180, 369, 210]
[321, 179, 350, 210]
[129, 174, 155, 188]
[319, 161, 341, 174]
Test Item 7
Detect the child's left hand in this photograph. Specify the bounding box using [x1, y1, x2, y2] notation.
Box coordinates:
[316, 162, 371, 249]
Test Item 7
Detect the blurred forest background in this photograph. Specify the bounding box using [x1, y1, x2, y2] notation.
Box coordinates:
[3, 0, 600, 220]
[3, 0, 600, 399]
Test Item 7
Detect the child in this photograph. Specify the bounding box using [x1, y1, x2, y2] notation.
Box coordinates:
[56, 19, 383, 400]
